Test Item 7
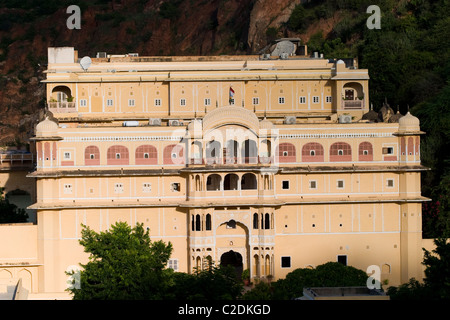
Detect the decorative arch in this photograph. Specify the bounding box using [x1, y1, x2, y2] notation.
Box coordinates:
[330, 142, 352, 161]
[85, 145, 100, 165]
[276, 142, 296, 163]
[358, 142, 373, 161]
[163, 144, 184, 165]
[241, 173, 257, 190]
[107, 145, 129, 165]
[224, 173, 239, 190]
[302, 142, 324, 162]
[135, 145, 157, 165]
[206, 174, 221, 191]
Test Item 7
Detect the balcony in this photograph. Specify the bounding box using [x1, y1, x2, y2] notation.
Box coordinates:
[342, 99, 364, 110]
[48, 101, 76, 113]
[0, 152, 34, 168]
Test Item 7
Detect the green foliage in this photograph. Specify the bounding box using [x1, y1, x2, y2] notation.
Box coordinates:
[242, 281, 272, 300]
[242, 262, 368, 300]
[0, 187, 28, 223]
[388, 238, 450, 299]
[68, 221, 173, 300]
[167, 263, 243, 300]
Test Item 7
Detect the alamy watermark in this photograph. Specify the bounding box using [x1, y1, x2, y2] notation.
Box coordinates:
[367, 5, 381, 29]
[66, 5, 81, 30]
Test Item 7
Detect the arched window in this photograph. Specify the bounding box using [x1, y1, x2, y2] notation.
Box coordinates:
[195, 214, 201, 231]
[253, 213, 259, 229]
[85, 145, 100, 165]
[277, 143, 296, 163]
[224, 173, 239, 190]
[107, 145, 129, 165]
[330, 142, 352, 161]
[205, 214, 211, 231]
[358, 142, 373, 161]
[302, 142, 324, 162]
[206, 174, 221, 191]
[242, 139, 258, 164]
[163, 144, 184, 165]
[136, 145, 157, 165]
[241, 173, 257, 190]
[264, 213, 270, 229]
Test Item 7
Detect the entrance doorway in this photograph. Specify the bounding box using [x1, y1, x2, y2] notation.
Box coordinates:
[220, 250, 243, 279]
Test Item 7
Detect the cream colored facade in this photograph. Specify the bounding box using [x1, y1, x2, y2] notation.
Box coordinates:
[0, 46, 431, 298]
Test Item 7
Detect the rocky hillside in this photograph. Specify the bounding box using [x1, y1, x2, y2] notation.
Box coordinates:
[0, 0, 309, 146]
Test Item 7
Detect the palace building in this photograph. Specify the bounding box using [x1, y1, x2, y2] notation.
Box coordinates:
[0, 44, 432, 298]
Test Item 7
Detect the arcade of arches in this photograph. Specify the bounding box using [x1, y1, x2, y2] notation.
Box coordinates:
[189, 208, 275, 280]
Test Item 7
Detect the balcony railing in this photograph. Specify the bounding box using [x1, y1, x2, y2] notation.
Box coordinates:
[342, 99, 364, 110]
[48, 101, 76, 113]
[0, 152, 33, 167]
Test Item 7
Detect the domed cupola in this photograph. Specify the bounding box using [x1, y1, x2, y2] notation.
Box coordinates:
[35, 117, 58, 138]
[398, 111, 420, 133]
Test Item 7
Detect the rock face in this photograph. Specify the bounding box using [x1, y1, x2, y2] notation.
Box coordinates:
[0, 0, 324, 145]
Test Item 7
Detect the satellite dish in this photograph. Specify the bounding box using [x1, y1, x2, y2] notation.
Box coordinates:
[79, 56, 92, 71]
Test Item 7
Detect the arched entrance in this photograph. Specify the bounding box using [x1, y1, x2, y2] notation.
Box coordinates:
[220, 250, 243, 279]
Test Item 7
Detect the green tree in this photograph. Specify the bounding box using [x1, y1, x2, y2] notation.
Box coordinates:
[67, 221, 173, 300]
[0, 187, 28, 223]
[388, 238, 450, 299]
[167, 262, 243, 300]
[259, 262, 368, 300]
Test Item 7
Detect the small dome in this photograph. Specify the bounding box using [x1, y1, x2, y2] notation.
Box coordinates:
[398, 111, 420, 132]
[362, 110, 379, 122]
[259, 118, 274, 129]
[336, 59, 345, 64]
[36, 117, 58, 137]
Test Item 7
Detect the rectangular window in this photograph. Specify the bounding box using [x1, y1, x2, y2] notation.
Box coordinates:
[128, 99, 135, 107]
[282, 180, 290, 190]
[180, 98, 186, 106]
[382, 147, 394, 155]
[252, 97, 259, 105]
[143, 183, 151, 193]
[387, 179, 394, 188]
[337, 255, 347, 266]
[79, 99, 87, 107]
[278, 97, 285, 104]
[313, 96, 320, 103]
[155, 98, 161, 106]
[326, 96, 332, 103]
[337, 180, 344, 189]
[299, 96, 306, 104]
[168, 259, 178, 271]
[114, 183, 124, 194]
[281, 256, 291, 268]
[309, 180, 317, 189]
[204, 98, 211, 106]
[63, 184, 73, 194]
[106, 99, 114, 106]
[64, 152, 71, 160]
[230, 98, 235, 105]
[171, 183, 180, 192]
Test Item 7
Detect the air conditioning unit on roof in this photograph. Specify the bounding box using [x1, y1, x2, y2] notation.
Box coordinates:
[339, 114, 352, 123]
[284, 116, 296, 124]
[169, 119, 182, 126]
[149, 118, 161, 126]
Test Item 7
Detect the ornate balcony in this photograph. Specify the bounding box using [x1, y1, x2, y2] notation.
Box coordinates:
[48, 101, 76, 113]
[342, 99, 364, 110]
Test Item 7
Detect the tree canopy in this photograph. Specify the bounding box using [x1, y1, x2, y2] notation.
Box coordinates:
[67, 221, 173, 300]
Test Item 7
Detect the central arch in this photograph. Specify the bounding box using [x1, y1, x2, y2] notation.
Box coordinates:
[220, 250, 243, 279]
